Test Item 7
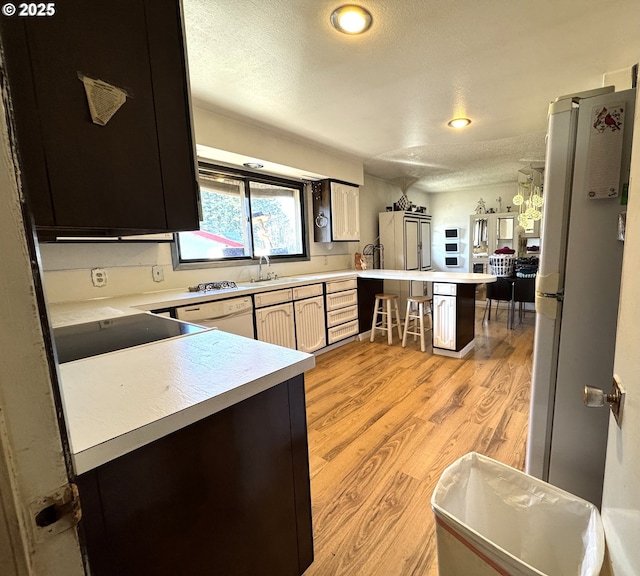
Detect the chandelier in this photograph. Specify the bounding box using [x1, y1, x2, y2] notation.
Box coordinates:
[513, 167, 543, 230]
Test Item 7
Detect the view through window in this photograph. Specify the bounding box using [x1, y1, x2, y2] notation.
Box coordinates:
[176, 166, 306, 265]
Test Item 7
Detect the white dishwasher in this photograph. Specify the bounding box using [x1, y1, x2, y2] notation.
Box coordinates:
[175, 297, 255, 339]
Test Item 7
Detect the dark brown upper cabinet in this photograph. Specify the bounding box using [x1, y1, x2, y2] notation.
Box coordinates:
[0, 0, 200, 239]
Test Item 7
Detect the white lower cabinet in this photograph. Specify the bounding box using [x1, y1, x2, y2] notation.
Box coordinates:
[294, 296, 326, 353]
[432, 294, 456, 350]
[254, 280, 356, 351]
[325, 277, 359, 345]
[327, 320, 359, 344]
[326, 305, 358, 328]
[255, 302, 296, 349]
[255, 284, 326, 352]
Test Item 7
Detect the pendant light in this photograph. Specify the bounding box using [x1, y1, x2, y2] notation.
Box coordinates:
[514, 165, 543, 231]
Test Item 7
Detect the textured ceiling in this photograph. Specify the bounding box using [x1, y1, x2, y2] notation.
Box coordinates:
[183, 0, 640, 192]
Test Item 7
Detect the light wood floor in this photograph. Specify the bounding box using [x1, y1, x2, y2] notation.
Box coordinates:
[303, 310, 535, 576]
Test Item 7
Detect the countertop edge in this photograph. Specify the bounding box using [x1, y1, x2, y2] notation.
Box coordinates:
[70, 351, 315, 474]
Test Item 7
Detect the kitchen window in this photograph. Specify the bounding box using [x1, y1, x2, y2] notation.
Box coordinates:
[175, 164, 307, 267]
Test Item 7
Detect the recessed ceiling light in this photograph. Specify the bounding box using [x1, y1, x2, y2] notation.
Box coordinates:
[448, 118, 471, 129]
[330, 5, 372, 35]
[243, 162, 264, 169]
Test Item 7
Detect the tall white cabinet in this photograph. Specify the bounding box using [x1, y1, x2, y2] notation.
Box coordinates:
[378, 211, 432, 310]
[379, 211, 431, 271]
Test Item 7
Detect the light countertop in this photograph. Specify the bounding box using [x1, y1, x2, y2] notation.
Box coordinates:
[48, 271, 359, 328]
[48, 269, 494, 328]
[60, 329, 314, 474]
[358, 270, 496, 284]
[51, 268, 494, 473]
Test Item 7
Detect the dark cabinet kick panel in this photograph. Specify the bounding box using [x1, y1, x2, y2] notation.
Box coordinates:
[358, 277, 384, 333]
[76, 376, 313, 576]
[0, 0, 199, 237]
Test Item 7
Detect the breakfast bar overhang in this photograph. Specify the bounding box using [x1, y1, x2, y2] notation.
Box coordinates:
[358, 270, 496, 358]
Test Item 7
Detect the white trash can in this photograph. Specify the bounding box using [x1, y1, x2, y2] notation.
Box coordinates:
[431, 452, 604, 576]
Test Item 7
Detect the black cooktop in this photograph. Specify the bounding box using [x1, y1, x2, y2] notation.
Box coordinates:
[53, 313, 205, 364]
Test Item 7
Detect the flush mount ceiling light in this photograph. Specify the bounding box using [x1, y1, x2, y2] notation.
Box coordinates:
[447, 118, 472, 129]
[330, 5, 373, 35]
[243, 162, 264, 169]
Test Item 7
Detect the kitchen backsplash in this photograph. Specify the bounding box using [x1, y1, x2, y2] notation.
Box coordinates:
[39, 241, 355, 303]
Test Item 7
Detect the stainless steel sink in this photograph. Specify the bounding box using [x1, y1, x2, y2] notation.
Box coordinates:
[238, 277, 293, 287]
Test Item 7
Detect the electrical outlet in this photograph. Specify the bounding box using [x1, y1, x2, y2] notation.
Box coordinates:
[324, 255, 328, 265]
[91, 268, 107, 288]
[152, 265, 164, 283]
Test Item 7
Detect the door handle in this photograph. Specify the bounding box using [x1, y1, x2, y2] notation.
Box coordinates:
[583, 375, 625, 427]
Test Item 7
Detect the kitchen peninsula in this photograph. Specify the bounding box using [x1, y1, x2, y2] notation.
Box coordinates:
[358, 269, 496, 357]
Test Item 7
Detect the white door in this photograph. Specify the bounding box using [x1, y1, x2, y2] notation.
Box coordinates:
[404, 218, 419, 270]
[255, 303, 296, 349]
[0, 96, 85, 573]
[294, 296, 326, 353]
[330, 181, 360, 241]
[432, 294, 455, 350]
[600, 87, 640, 575]
[420, 219, 431, 269]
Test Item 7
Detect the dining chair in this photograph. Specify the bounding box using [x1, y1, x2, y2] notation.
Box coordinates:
[483, 278, 514, 327]
[513, 277, 536, 323]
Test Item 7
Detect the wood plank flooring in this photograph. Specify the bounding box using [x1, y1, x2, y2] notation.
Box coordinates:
[303, 311, 535, 576]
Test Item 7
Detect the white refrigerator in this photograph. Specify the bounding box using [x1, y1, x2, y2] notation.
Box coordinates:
[526, 86, 636, 507]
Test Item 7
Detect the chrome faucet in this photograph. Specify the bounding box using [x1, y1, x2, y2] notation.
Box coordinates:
[258, 254, 270, 280]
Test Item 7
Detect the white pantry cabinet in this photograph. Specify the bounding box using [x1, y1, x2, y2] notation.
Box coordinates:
[379, 211, 432, 271]
[378, 211, 432, 311]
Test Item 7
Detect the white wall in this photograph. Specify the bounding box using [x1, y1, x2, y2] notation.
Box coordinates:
[193, 106, 364, 185]
[358, 175, 407, 247]
[430, 182, 517, 271]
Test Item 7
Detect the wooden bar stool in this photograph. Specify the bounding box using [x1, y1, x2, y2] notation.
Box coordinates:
[402, 296, 432, 352]
[370, 293, 402, 345]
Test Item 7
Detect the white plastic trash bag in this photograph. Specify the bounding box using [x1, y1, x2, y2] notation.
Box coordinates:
[431, 452, 604, 576]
